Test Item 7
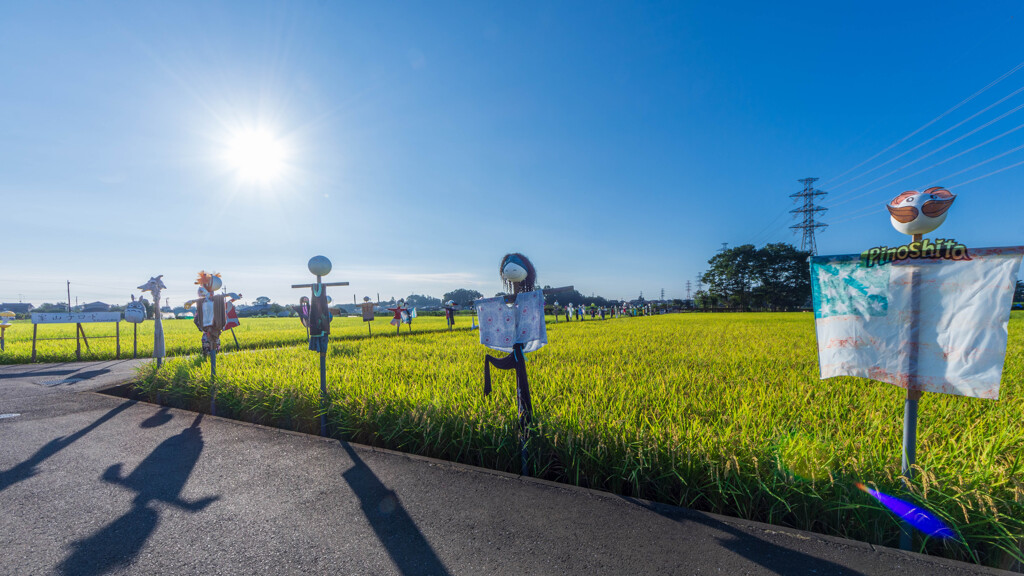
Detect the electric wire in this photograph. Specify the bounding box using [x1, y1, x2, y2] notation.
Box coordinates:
[829, 118, 1024, 212]
[949, 157, 1024, 187]
[819, 60, 1024, 188]
[927, 142, 1024, 185]
[827, 84, 1024, 199]
[829, 103, 1024, 209]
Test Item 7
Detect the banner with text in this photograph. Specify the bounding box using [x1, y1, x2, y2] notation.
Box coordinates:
[810, 246, 1023, 399]
[32, 312, 123, 324]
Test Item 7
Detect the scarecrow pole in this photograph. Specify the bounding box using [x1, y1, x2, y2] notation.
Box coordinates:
[292, 256, 348, 437]
[881, 187, 956, 550]
[900, 233, 924, 550]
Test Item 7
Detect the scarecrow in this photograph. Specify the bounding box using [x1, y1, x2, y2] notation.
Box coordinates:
[387, 299, 407, 335]
[475, 253, 572, 475]
[443, 300, 457, 330]
[184, 271, 241, 354]
[360, 296, 375, 322]
[138, 276, 167, 365]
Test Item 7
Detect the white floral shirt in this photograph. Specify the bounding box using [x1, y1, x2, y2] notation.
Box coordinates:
[475, 289, 548, 353]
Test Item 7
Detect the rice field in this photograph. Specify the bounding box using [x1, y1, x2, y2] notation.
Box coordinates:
[128, 312, 1024, 569]
[0, 315, 466, 364]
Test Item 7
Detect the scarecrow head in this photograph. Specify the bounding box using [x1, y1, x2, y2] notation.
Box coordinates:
[500, 253, 537, 294]
[887, 187, 955, 236]
[138, 275, 166, 294]
[195, 271, 223, 294]
[363, 296, 371, 302]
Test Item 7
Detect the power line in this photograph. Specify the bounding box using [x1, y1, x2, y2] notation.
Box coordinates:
[820, 60, 1024, 188]
[833, 101, 1024, 206]
[928, 142, 1024, 185]
[949, 156, 1024, 187]
[828, 119, 1024, 217]
[828, 84, 1024, 197]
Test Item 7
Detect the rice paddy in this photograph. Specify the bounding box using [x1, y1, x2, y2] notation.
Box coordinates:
[119, 311, 1024, 569]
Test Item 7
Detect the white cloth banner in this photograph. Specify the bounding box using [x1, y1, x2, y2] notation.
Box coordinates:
[810, 246, 1023, 399]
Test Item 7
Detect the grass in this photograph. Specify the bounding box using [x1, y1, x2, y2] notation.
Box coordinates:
[0, 315, 463, 364]
[129, 312, 1024, 569]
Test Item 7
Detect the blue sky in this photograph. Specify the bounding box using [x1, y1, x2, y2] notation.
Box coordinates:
[2, 1, 1023, 308]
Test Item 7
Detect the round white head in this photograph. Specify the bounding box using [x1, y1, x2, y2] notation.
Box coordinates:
[208, 275, 223, 292]
[501, 262, 528, 283]
[887, 187, 955, 237]
[308, 255, 332, 277]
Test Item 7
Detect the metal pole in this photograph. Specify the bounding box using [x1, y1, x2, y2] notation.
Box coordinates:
[900, 233, 924, 551]
[133, 324, 138, 358]
[210, 349, 217, 416]
[231, 328, 240, 350]
[319, 350, 327, 437]
[75, 323, 81, 361]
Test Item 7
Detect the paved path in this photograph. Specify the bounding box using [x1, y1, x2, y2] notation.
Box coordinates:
[0, 361, 1016, 576]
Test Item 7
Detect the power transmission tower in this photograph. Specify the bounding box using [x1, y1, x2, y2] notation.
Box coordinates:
[719, 242, 729, 253]
[790, 177, 828, 255]
[660, 288, 665, 300]
[685, 281, 692, 300]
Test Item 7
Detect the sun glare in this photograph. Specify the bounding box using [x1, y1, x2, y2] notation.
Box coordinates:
[225, 130, 288, 183]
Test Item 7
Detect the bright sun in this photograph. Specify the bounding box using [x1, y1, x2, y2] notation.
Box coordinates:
[225, 130, 288, 183]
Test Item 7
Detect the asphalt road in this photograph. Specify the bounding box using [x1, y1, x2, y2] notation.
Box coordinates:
[0, 361, 1017, 575]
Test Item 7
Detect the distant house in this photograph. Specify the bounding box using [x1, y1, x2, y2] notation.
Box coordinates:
[81, 301, 111, 312]
[1, 303, 33, 315]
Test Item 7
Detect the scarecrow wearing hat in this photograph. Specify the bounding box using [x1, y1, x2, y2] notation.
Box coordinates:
[185, 271, 241, 354]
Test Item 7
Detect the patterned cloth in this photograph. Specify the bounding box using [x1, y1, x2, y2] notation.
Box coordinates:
[475, 289, 547, 353]
[811, 246, 1023, 399]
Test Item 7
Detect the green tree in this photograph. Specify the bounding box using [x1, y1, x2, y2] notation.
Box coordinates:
[753, 243, 812, 310]
[442, 288, 483, 307]
[701, 243, 811, 311]
[1014, 280, 1024, 303]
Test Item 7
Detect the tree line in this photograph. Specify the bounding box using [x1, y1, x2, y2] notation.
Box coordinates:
[696, 243, 812, 311]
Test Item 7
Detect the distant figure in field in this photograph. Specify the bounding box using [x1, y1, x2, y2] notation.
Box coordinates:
[565, 304, 571, 322]
[600, 307, 606, 320]
[590, 306, 596, 320]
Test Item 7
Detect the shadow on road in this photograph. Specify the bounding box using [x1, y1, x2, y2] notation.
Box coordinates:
[339, 441, 451, 576]
[0, 399, 136, 493]
[623, 497, 868, 576]
[58, 413, 218, 576]
[139, 406, 173, 428]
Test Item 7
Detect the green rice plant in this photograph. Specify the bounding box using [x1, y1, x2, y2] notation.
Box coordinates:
[132, 311, 1024, 569]
[0, 315, 473, 364]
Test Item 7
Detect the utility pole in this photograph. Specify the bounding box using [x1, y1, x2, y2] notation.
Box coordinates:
[790, 177, 828, 255]
[67, 281, 72, 313]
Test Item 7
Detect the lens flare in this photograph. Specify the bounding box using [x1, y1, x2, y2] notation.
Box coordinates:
[855, 483, 956, 539]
